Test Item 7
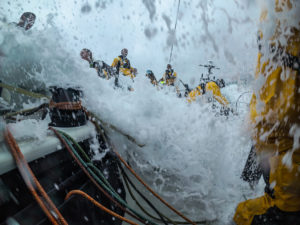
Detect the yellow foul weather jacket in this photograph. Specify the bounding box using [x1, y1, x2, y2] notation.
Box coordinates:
[187, 81, 229, 106]
[234, 1, 300, 224]
[159, 70, 177, 86]
[111, 56, 136, 79]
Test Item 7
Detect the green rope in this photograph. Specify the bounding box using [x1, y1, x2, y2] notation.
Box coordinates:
[78, 120, 173, 224]
[86, 162, 115, 193]
[56, 130, 114, 192]
[62, 134, 157, 225]
[121, 166, 176, 225]
[57, 130, 157, 225]
[0, 82, 50, 99]
[57, 130, 120, 198]
[58, 119, 208, 225]
[90, 116, 208, 225]
[58, 130, 91, 162]
[120, 160, 208, 224]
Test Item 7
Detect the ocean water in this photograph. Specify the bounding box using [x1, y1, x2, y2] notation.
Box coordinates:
[3, 0, 295, 224]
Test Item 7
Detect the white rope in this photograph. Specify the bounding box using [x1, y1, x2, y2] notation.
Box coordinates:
[168, 0, 181, 64]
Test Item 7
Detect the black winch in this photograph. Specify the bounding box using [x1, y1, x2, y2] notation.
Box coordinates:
[49, 86, 87, 127]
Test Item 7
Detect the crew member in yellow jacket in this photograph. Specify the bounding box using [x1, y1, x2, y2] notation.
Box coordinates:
[187, 81, 229, 106]
[159, 64, 178, 86]
[234, 0, 300, 224]
[111, 48, 136, 79]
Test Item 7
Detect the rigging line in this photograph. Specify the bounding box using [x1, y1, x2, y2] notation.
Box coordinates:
[0, 82, 50, 99]
[89, 114, 195, 224]
[118, 163, 172, 225]
[112, 149, 196, 225]
[50, 127, 153, 225]
[169, 0, 181, 63]
[235, 91, 251, 112]
[65, 190, 138, 225]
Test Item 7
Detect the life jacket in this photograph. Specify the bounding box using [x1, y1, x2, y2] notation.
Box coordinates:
[160, 69, 177, 86]
[117, 55, 131, 69]
[165, 69, 176, 80]
[111, 55, 133, 77]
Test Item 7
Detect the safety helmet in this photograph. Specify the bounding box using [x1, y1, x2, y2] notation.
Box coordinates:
[18, 12, 36, 30]
[80, 48, 93, 62]
[121, 48, 128, 57]
[167, 64, 172, 69]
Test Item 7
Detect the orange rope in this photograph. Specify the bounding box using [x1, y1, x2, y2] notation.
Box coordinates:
[5, 131, 58, 225]
[65, 190, 139, 225]
[4, 129, 68, 225]
[112, 149, 196, 225]
[49, 100, 82, 110]
[49, 127, 148, 225]
[88, 115, 195, 224]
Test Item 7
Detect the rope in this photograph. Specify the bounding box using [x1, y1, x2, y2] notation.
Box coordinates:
[83, 120, 166, 223]
[4, 128, 67, 225]
[89, 113, 197, 224]
[3, 103, 48, 119]
[58, 130, 158, 225]
[235, 91, 251, 112]
[54, 130, 120, 197]
[87, 111, 145, 147]
[49, 127, 153, 225]
[65, 190, 138, 225]
[120, 164, 174, 225]
[113, 149, 196, 225]
[49, 127, 140, 222]
[168, 0, 181, 63]
[0, 82, 50, 99]
[89, 111, 209, 224]
[121, 167, 206, 224]
[56, 130, 116, 194]
[49, 100, 83, 110]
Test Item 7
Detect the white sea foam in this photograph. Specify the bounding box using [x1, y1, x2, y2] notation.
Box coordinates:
[2, 1, 291, 224]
